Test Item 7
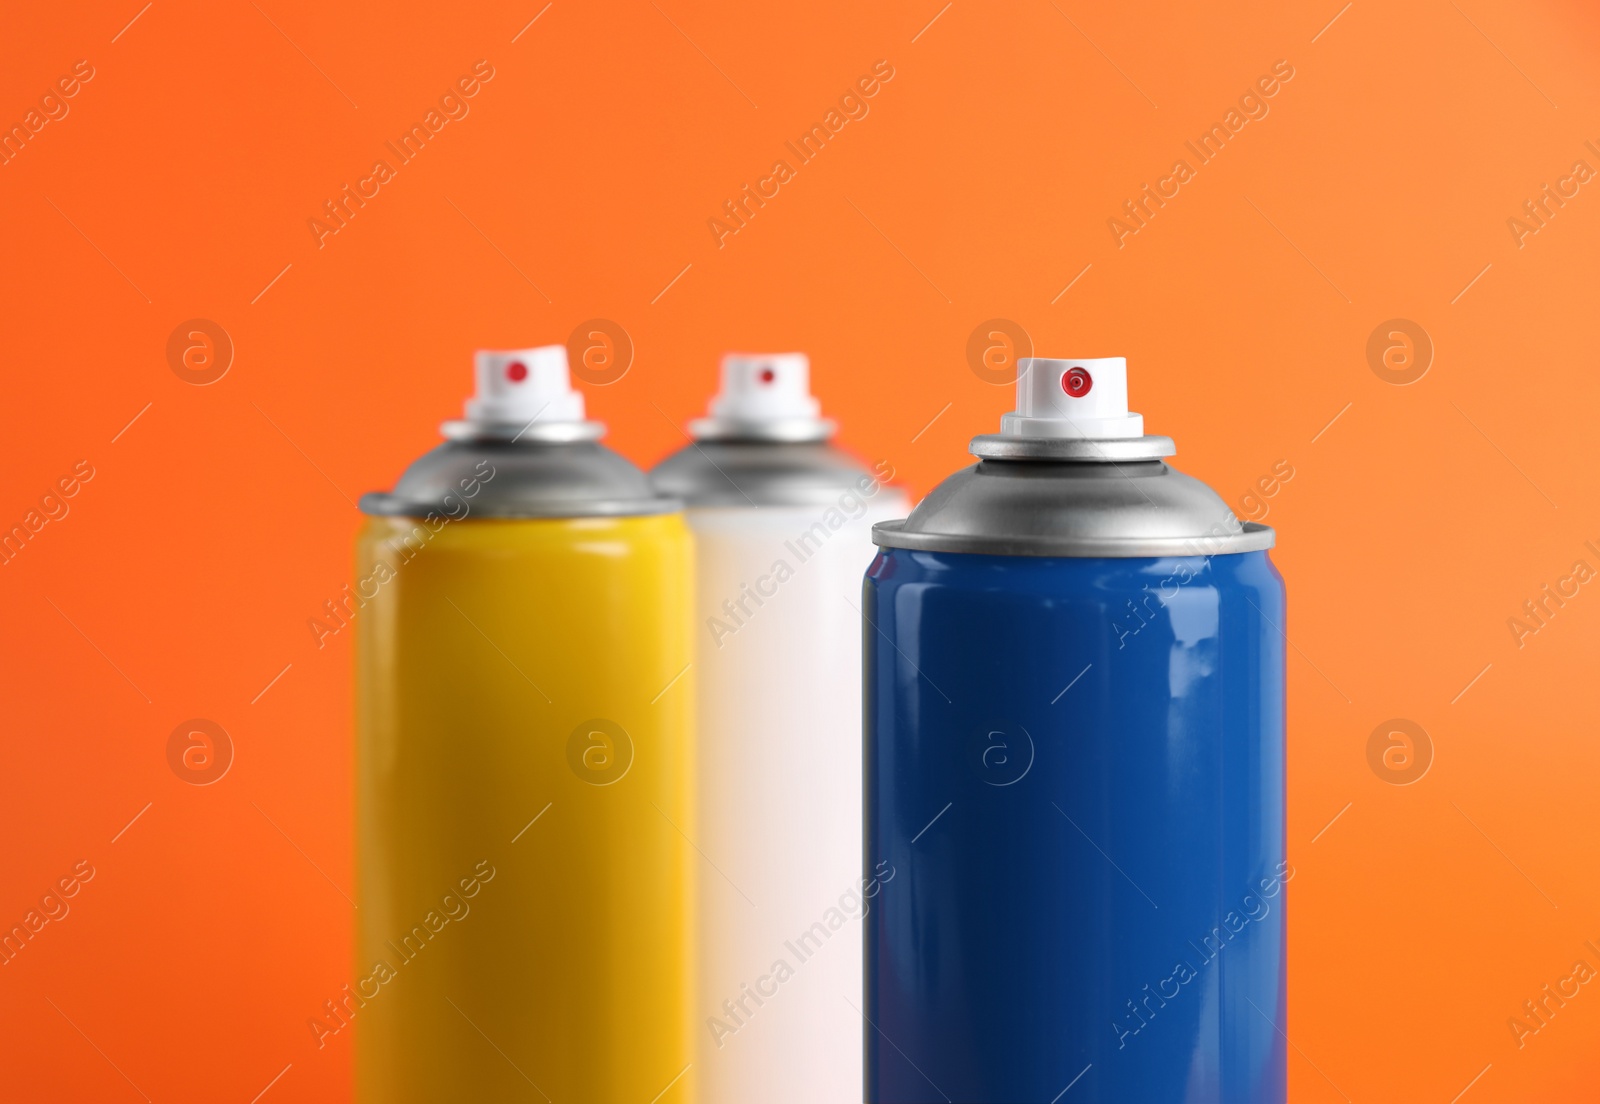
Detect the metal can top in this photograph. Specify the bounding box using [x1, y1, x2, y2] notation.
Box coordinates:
[360, 345, 677, 519]
[651, 352, 883, 507]
[872, 357, 1275, 558]
[652, 439, 885, 508]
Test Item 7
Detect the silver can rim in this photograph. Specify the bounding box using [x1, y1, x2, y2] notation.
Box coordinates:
[871, 518, 1277, 558]
[688, 415, 837, 443]
[359, 490, 682, 519]
[440, 419, 607, 443]
[968, 434, 1176, 462]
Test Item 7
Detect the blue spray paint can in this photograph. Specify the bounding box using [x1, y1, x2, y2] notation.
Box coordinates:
[864, 357, 1287, 1103]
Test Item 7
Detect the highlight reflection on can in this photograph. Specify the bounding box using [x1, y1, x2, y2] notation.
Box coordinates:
[864, 357, 1287, 1103]
[652, 353, 906, 1104]
[354, 345, 695, 1103]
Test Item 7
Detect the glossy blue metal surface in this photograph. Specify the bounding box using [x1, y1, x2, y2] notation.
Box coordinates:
[864, 548, 1287, 1103]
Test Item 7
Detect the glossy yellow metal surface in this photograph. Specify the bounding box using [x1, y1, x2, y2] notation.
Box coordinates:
[354, 514, 695, 1103]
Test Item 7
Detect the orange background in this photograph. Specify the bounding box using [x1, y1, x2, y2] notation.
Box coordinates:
[3, 1, 1599, 1101]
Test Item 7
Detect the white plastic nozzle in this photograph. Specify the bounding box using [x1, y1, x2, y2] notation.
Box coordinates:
[1000, 357, 1144, 440]
[708, 352, 822, 423]
[464, 345, 585, 426]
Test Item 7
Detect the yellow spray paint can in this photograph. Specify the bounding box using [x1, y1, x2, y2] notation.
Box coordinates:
[353, 345, 695, 1103]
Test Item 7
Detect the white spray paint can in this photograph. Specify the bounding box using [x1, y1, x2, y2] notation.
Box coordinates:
[652, 352, 907, 1104]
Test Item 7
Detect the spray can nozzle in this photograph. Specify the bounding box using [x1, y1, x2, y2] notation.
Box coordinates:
[1001, 357, 1144, 440]
[464, 345, 585, 425]
[708, 353, 820, 422]
[441, 345, 603, 442]
[689, 352, 835, 442]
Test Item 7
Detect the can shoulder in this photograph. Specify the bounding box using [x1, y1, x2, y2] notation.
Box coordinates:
[873, 456, 1273, 559]
[362, 439, 677, 519]
[650, 438, 893, 508]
